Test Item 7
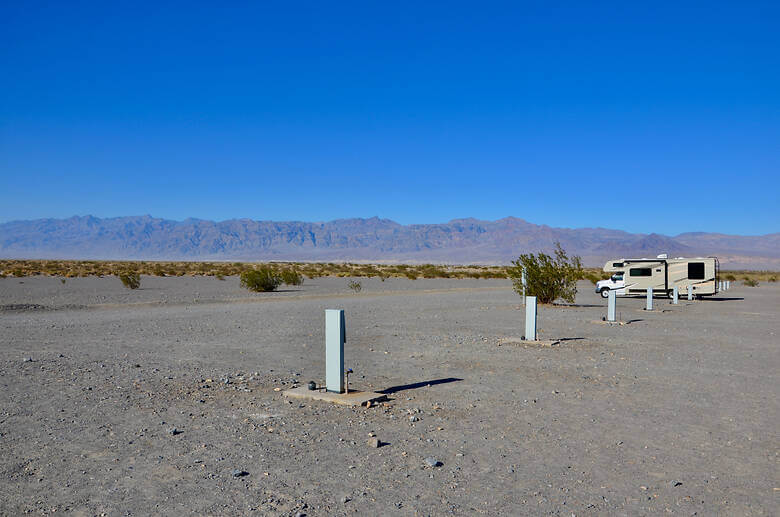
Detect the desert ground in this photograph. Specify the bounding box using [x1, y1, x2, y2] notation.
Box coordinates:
[1, 276, 778, 516]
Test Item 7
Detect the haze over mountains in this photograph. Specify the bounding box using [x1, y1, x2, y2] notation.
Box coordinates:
[1, 215, 778, 269]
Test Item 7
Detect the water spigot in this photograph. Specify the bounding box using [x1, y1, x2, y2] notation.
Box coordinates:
[345, 368, 353, 394]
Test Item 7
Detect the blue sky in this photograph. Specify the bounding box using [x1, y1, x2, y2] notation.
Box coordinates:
[1, 1, 778, 235]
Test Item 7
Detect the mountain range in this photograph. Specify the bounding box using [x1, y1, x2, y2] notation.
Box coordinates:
[1, 215, 778, 269]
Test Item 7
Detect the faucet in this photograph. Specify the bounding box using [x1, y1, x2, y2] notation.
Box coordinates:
[345, 368, 353, 394]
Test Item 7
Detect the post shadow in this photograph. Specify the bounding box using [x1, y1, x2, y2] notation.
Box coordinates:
[378, 377, 463, 395]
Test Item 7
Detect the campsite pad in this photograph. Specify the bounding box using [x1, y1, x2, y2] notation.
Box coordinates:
[283, 386, 385, 406]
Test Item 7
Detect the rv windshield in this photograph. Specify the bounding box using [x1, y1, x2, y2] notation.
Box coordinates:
[611, 272, 624, 281]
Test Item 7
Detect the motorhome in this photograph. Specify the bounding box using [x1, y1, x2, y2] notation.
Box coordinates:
[595, 254, 719, 299]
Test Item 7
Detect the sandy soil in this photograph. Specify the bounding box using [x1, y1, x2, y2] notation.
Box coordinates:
[1, 276, 778, 516]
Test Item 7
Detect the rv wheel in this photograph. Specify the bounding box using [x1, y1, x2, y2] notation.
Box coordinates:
[600, 289, 610, 299]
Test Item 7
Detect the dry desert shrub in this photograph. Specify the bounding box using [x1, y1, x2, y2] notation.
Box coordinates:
[280, 269, 304, 286]
[119, 272, 141, 289]
[240, 267, 281, 292]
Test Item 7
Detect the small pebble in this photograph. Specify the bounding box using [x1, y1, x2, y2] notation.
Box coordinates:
[424, 457, 442, 468]
[232, 469, 248, 478]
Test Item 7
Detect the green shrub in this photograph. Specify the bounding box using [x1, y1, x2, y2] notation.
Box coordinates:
[119, 272, 141, 289]
[507, 242, 583, 304]
[404, 272, 418, 280]
[240, 268, 281, 292]
[743, 278, 759, 287]
[348, 280, 362, 292]
[280, 269, 304, 286]
[725, 274, 736, 281]
[216, 274, 226, 281]
[768, 276, 777, 283]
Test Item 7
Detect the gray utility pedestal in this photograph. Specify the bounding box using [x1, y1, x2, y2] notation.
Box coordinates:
[525, 296, 537, 341]
[283, 309, 383, 407]
[607, 290, 616, 322]
[325, 309, 345, 393]
[672, 286, 679, 305]
[646, 287, 654, 311]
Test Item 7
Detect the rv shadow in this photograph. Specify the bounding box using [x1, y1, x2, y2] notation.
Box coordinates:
[378, 377, 462, 395]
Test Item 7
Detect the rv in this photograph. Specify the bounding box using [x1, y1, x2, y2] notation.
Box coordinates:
[595, 254, 719, 299]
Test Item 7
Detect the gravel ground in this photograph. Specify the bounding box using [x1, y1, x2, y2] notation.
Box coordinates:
[0, 276, 777, 516]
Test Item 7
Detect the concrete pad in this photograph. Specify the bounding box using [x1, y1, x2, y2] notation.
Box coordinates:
[283, 386, 385, 407]
[499, 337, 561, 347]
[590, 320, 632, 326]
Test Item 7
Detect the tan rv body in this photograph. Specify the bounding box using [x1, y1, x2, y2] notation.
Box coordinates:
[603, 256, 719, 296]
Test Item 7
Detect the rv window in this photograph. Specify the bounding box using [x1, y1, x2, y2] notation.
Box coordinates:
[688, 262, 705, 280]
[612, 262, 624, 268]
[611, 272, 624, 281]
[629, 268, 652, 277]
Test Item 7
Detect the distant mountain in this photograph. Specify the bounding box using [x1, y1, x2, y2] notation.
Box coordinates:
[0, 215, 778, 269]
